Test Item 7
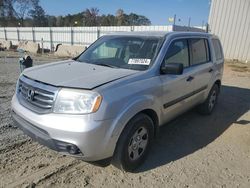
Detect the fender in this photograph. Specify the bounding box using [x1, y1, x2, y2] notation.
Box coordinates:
[102, 95, 161, 156]
[204, 69, 222, 99]
[113, 95, 161, 137]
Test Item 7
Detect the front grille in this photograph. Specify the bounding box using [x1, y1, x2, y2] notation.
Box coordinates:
[17, 76, 58, 114]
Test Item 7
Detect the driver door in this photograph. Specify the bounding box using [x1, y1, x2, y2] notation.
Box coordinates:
[160, 38, 197, 123]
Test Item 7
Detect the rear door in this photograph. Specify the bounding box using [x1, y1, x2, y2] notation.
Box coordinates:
[188, 38, 215, 95]
[211, 38, 224, 75]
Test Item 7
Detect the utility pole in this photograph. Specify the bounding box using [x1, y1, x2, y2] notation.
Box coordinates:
[188, 17, 191, 27]
[173, 14, 176, 26]
[202, 20, 204, 29]
[206, 23, 209, 33]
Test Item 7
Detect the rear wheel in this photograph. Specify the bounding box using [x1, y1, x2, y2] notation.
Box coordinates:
[197, 84, 219, 115]
[112, 113, 154, 172]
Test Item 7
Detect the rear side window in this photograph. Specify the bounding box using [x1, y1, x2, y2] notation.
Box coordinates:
[212, 39, 223, 60]
[189, 39, 210, 65]
[164, 39, 189, 68]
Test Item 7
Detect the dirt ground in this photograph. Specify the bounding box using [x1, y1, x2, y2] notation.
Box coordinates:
[0, 51, 250, 188]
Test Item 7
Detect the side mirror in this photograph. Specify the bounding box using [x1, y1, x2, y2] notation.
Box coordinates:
[160, 63, 183, 75]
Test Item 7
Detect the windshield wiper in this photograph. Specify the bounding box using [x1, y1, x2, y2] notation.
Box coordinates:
[95, 63, 118, 68]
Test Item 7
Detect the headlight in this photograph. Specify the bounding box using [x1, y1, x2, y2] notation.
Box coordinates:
[53, 88, 102, 114]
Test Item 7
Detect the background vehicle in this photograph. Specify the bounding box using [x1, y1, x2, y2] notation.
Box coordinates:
[11, 32, 224, 171]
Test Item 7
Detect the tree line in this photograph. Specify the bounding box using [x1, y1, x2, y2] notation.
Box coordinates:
[0, 0, 151, 27]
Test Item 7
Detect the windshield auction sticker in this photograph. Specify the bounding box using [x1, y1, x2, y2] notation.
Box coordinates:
[128, 59, 151, 65]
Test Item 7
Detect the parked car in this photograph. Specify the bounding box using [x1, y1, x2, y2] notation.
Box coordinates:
[11, 31, 224, 171]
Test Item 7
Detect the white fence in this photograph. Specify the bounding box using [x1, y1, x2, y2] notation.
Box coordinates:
[0, 25, 204, 50]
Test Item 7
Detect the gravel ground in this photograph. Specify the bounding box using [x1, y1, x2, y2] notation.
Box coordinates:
[0, 52, 250, 188]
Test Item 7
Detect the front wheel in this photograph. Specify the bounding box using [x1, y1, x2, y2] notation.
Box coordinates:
[197, 84, 219, 115]
[112, 113, 154, 172]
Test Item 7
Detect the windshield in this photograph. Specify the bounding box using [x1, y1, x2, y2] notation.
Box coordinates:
[76, 35, 163, 71]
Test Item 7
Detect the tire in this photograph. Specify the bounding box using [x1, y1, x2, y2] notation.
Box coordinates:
[112, 113, 154, 172]
[197, 84, 219, 115]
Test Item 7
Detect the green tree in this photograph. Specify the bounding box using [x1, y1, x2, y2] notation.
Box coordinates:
[47, 15, 56, 27]
[29, 0, 47, 26]
[63, 14, 73, 26]
[127, 13, 151, 26]
[56, 16, 64, 27]
[72, 12, 84, 26]
[128, 13, 139, 26]
[15, 0, 33, 26]
[23, 17, 33, 26]
[0, 0, 6, 26]
[116, 9, 126, 26]
[5, 0, 16, 18]
[1, 0, 17, 26]
[137, 15, 151, 25]
[0, 2, 151, 27]
[84, 8, 99, 26]
[100, 14, 116, 26]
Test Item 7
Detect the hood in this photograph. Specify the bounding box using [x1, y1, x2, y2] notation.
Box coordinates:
[23, 60, 138, 89]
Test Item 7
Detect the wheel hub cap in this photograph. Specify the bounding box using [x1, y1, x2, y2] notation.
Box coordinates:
[128, 127, 148, 161]
[209, 90, 217, 110]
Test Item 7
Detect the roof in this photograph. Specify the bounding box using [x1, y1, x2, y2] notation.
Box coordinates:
[106, 31, 169, 37]
[105, 31, 213, 38]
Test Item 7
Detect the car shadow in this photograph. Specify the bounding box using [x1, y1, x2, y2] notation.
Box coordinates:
[136, 85, 250, 172]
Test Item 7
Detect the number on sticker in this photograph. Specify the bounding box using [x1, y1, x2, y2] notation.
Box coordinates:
[128, 59, 151, 65]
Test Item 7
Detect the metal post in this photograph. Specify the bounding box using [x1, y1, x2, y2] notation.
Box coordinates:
[32, 27, 35, 42]
[97, 27, 100, 39]
[41, 38, 44, 54]
[71, 27, 74, 45]
[49, 27, 53, 51]
[4, 27, 7, 40]
[206, 23, 209, 33]
[131, 26, 134, 32]
[17, 28, 20, 41]
[173, 14, 176, 26]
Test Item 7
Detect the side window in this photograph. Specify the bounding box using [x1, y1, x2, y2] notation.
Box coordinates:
[189, 39, 210, 65]
[212, 39, 223, 60]
[164, 39, 189, 68]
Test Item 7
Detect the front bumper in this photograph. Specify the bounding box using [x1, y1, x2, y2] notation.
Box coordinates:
[12, 111, 82, 155]
[11, 94, 117, 161]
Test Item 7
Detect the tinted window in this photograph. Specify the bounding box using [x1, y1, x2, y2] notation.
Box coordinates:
[212, 39, 223, 60]
[164, 39, 189, 67]
[190, 39, 210, 65]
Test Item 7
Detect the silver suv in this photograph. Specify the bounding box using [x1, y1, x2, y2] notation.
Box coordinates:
[12, 32, 224, 171]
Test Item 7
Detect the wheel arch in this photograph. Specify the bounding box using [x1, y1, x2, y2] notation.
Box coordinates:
[214, 79, 221, 93]
[140, 109, 159, 137]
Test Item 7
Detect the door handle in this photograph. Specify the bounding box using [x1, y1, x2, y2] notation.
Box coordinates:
[186, 76, 194, 82]
[209, 68, 214, 73]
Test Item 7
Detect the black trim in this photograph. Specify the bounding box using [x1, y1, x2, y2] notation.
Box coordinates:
[187, 39, 191, 67]
[163, 85, 208, 109]
[204, 38, 211, 62]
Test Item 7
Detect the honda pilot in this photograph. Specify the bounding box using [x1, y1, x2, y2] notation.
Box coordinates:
[12, 32, 224, 171]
